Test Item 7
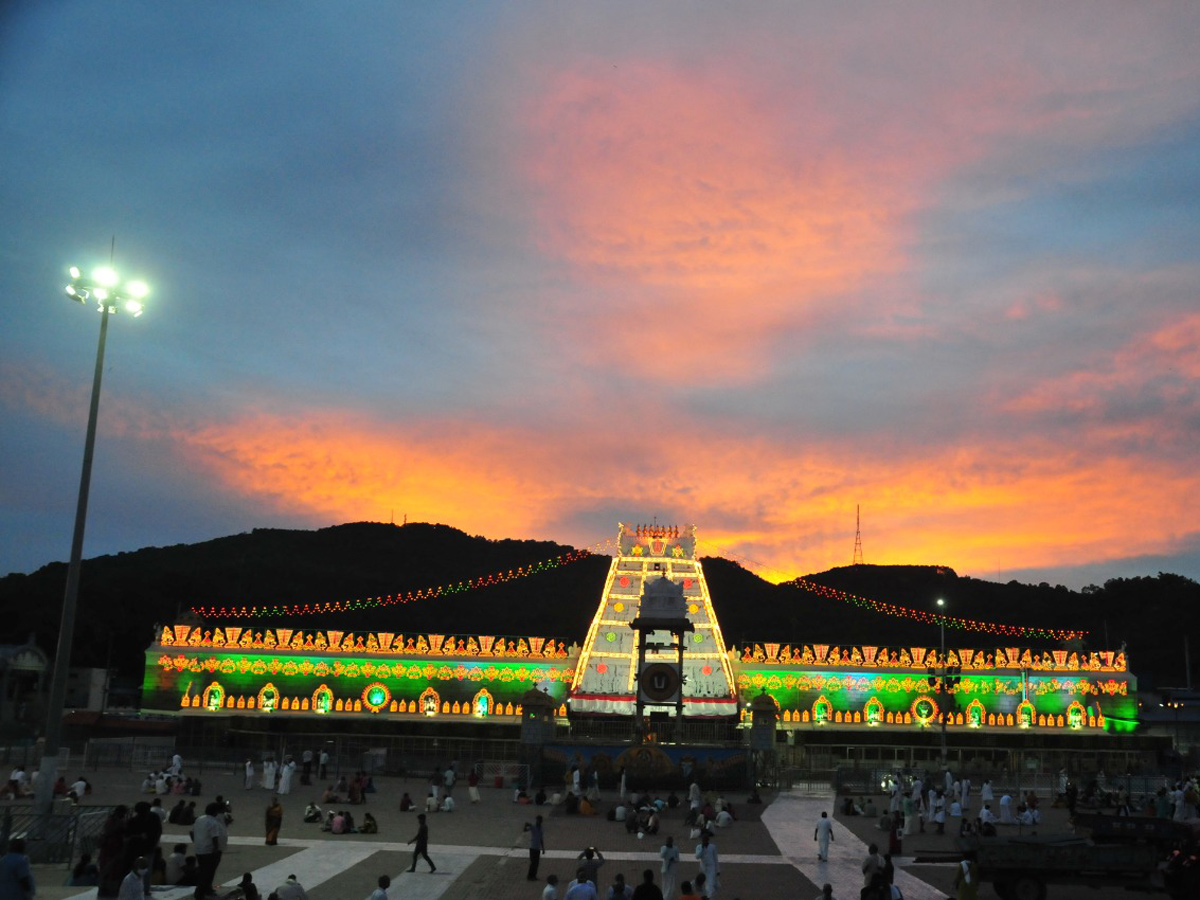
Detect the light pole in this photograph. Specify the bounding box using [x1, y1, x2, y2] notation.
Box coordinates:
[936, 597, 948, 765]
[35, 263, 147, 816]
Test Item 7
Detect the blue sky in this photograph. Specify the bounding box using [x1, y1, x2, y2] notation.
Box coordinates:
[2, 2, 1199, 592]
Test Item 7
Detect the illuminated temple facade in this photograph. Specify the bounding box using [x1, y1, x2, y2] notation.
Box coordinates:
[142, 523, 1139, 738]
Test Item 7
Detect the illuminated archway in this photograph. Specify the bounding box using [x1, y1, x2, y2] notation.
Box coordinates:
[1067, 701, 1086, 730]
[419, 687, 440, 716]
[864, 696, 884, 726]
[1016, 699, 1036, 728]
[812, 695, 832, 725]
[202, 682, 224, 712]
[472, 689, 494, 718]
[966, 699, 985, 728]
[257, 682, 278, 713]
[312, 685, 333, 715]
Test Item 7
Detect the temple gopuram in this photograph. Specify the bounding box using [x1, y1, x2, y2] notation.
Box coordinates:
[142, 522, 1144, 768]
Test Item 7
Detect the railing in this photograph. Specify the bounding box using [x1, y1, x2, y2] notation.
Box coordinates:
[0, 805, 114, 865]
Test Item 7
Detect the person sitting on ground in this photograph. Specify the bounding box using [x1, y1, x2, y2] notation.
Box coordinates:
[331, 811, 348, 834]
[239, 872, 260, 900]
[713, 808, 733, 828]
[864, 797, 878, 817]
[69, 853, 100, 886]
[149, 847, 168, 885]
[274, 874, 309, 900]
[72, 775, 91, 797]
[425, 791, 439, 813]
[321, 811, 334, 832]
[579, 794, 596, 816]
[360, 812, 378, 834]
[179, 801, 197, 826]
[441, 795, 455, 813]
[535, 787, 548, 806]
[168, 800, 187, 824]
[321, 785, 340, 804]
[565, 791, 581, 815]
[614, 802, 628, 822]
[303, 802, 322, 823]
[164, 844, 187, 885]
[645, 810, 661, 835]
[334, 775, 348, 794]
[399, 792, 414, 811]
[178, 857, 198, 887]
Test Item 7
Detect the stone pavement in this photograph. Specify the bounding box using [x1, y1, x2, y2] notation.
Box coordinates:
[32, 765, 1074, 900]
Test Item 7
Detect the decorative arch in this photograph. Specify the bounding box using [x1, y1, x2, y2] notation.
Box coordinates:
[361, 682, 391, 714]
[1016, 699, 1036, 728]
[257, 682, 278, 712]
[1067, 701, 1086, 729]
[472, 688, 494, 718]
[910, 695, 939, 726]
[966, 699, 986, 728]
[864, 696, 884, 726]
[202, 682, 224, 712]
[419, 687, 440, 716]
[812, 695, 832, 725]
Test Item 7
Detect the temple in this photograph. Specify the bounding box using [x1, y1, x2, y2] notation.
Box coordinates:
[142, 522, 1142, 764]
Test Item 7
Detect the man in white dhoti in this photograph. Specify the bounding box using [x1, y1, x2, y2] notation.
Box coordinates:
[262, 758, 276, 790]
[278, 757, 295, 795]
[999, 794, 1015, 824]
[813, 811, 834, 861]
[659, 835, 679, 899]
[694, 832, 719, 898]
[244, 759, 254, 790]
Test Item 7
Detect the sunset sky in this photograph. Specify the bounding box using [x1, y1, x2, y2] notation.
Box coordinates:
[2, 2, 1198, 591]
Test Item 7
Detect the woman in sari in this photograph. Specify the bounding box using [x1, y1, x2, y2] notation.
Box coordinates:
[97, 805, 128, 898]
[264, 797, 283, 845]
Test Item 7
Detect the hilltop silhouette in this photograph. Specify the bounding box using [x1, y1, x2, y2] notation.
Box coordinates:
[0, 521, 1194, 688]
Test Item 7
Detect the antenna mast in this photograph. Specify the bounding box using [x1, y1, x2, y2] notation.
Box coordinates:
[852, 504, 864, 566]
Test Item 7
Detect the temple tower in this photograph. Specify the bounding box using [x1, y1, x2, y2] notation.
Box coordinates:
[569, 523, 738, 720]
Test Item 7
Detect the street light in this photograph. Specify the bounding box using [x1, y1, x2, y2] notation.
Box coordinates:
[35, 263, 148, 816]
[936, 597, 948, 764]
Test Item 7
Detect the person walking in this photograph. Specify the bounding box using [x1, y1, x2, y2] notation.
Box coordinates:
[694, 832, 719, 898]
[264, 797, 283, 846]
[407, 813, 436, 873]
[525, 815, 545, 880]
[659, 835, 679, 899]
[814, 810, 834, 861]
[244, 760, 254, 791]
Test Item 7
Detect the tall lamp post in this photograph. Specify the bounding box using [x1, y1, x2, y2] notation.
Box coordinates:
[35, 264, 147, 816]
[936, 597, 948, 765]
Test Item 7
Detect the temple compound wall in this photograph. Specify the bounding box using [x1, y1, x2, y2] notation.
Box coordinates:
[142, 522, 1138, 737]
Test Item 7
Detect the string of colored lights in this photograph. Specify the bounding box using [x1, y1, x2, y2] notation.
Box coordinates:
[191, 539, 618, 619]
[697, 541, 1087, 641]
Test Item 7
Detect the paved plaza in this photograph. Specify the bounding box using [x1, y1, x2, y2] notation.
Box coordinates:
[26, 764, 1095, 900]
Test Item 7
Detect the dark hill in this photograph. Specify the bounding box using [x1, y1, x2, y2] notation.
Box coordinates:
[1, 522, 1195, 688]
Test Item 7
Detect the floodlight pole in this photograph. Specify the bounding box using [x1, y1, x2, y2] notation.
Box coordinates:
[35, 305, 111, 815]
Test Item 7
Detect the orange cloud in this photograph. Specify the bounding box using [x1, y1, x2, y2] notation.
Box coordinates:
[5, 361, 1195, 587]
[170, 406, 1199, 586]
[520, 62, 914, 380]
